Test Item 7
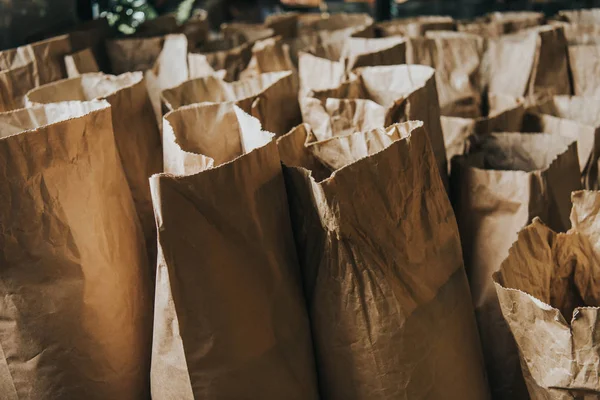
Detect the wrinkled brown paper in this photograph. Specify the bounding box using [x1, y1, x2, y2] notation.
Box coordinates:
[377, 15, 456, 37]
[0, 100, 153, 399]
[451, 132, 582, 400]
[494, 190, 600, 399]
[277, 121, 490, 400]
[151, 102, 319, 399]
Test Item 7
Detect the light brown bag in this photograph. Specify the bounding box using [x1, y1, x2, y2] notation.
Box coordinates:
[459, 11, 544, 37]
[188, 40, 253, 82]
[524, 95, 600, 189]
[26, 72, 163, 264]
[486, 25, 571, 100]
[298, 12, 373, 35]
[0, 63, 37, 111]
[301, 64, 449, 189]
[377, 15, 456, 37]
[0, 100, 152, 399]
[65, 48, 100, 77]
[151, 102, 319, 399]
[451, 132, 582, 400]
[277, 121, 490, 400]
[162, 71, 300, 136]
[265, 12, 299, 39]
[559, 8, 600, 24]
[494, 190, 600, 400]
[568, 44, 600, 97]
[441, 93, 524, 165]
[106, 36, 165, 75]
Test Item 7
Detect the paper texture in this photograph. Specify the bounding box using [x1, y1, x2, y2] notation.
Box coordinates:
[494, 190, 600, 399]
[0, 63, 37, 112]
[189, 40, 253, 82]
[568, 44, 600, 97]
[524, 95, 600, 189]
[106, 36, 164, 75]
[151, 102, 319, 399]
[301, 64, 449, 190]
[0, 100, 152, 399]
[298, 13, 373, 35]
[277, 121, 489, 400]
[451, 132, 583, 400]
[65, 48, 100, 78]
[487, 25, 571, 99]
[459, 11, 544, 37]
[441, 93, 525, 166]
[26, 72, 163, 265]
[559, 8, 600, 24]
[377, 15, 456, 37]
[162, 71, 300, 136]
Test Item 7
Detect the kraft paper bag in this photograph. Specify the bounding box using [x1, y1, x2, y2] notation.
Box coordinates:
[301, 64, 449, 189]
[524, 95, 600, 189]
[459, 11, 544, 37]
[65, 48, 100, 77]
[451, 132, 582, 400]
[0, 100, 152, 399]
[494, 190, 600, 400]
[377, 15, 456, 37]
[179, 10, 210, 45]
[277, 121, 490, 400]
[162, 71, 300, 136]
[0, 63, 37, 112]
[151, 102, 319, 399]
[26, 72, 163, 265]
[106, 36, 165, 74]
[420, 31, 485, 118]
[0, 34, 72, 85]
[441, 93, 524, 166]
[486, 25, 571, 100]
[568, 44, 600, 97]
[265, 12, 299, 39]
[189, 40, 253, 82]
[298, 12, 373, 35]
[298, 36, 406, 94]
[252, 36, 296, 74]
[221, 22, 275, 45]
[137, 13, 179, 36]
[552, 21, 600, 44]
[559, 8, 600, 24]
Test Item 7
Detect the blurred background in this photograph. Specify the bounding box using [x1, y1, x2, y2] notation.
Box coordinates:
[2, 0, 600, 49]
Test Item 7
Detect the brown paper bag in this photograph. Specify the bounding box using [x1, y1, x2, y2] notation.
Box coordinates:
[277, 120, 490, 400]
[459, 11, 544, 37]
[552, 21, 600, 44]
[298, 12, 373, 35]
[0, 100, 152, 399]
[451, 132, 582, 400]
[524, 95, 600, 189]
[221, 22, 275, 45]
[568, 44, 600, 97]
[377, 15, 456, 37]
[559, 8, 600, 24]
[301, 64, 449, 189]
[265, 12, 299, 39]
[26, 72, 163, 264]
[0, 63, 37, 111]
[179, 10, 210, 46]
[151, 102, 319, 399]
[162, 71, 300, 136]
[137, 13, 179, 36]
[441, 93, 525, 165]
[486, 25, 571, 100]
[494, 190, 600, 399]
[106, 36, 165, 75]
[189, 40, 253, 82]
[65, 48, 100, 77]
[298, 36, 406, 94]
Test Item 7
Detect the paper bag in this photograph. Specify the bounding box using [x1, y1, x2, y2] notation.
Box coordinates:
[0, 63, 37, 111]
[0, 100, 152, 399]
[301, 64, 449, 189]
[451, 132, 582, 400]
[298, 13, 373, 35]
[65, 48, 100, 77]
[441, 93, 525, 165]
[524, 95, 600, 189]
[106, 36, 165, 74]
[298, 36, 406, 94]
[494, 190, 600, 399]
[277, 121, 490, 400]
[568, 44, 600, 97]
[377, 15, 456, 37]
[162, 71, 300, 136]
[559, 8, 600, 24]
[221, 22, 275, 45]
[151, 102, 319, 399]
[189, 41, 253, 82]
[486, 25, 571, 99]
[459, 11, 544, 37]
[265, 12, 299, 39]
[26, 72, 163, 265]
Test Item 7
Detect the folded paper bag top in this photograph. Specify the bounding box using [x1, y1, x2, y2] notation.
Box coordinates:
[106, 36, 165, 75]
[0, 100, 152, 400]
[524, 95, 600, 189]
[376, 15, 456, 37]
[151, 102, 319, 399]
[276, 121, 490, 399]
[25, 72, 163, 267]
[494, 190, 600, 399]
[302, 64, 448, 189]
[162, 71, 300, 136]
[451, 132, 582, 400]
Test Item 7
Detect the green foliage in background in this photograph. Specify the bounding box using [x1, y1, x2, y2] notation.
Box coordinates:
[99, 0, 158, 34]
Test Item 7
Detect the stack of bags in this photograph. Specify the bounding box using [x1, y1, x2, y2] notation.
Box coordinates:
[1, 7, 600, 400]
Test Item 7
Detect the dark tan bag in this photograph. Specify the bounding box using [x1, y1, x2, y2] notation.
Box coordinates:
[451, 132, 582, 400]
[0, 101, 152, 399]
[277, 121, 490, 400]
[26, 72, 163, 263]
[377, 15, 456, 37]
[494, 190, 600, 399]
[151, 102, 319, 399]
